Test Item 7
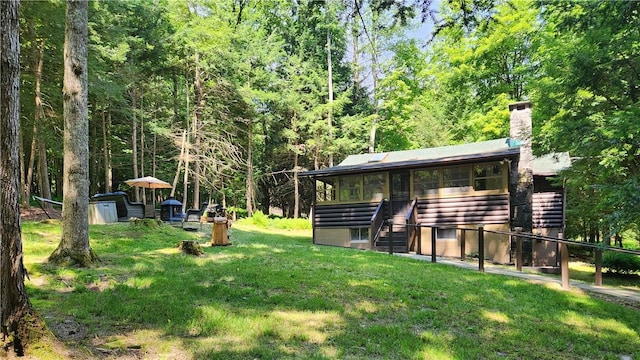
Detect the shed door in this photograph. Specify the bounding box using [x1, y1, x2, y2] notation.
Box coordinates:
[391, 171, 411, 217]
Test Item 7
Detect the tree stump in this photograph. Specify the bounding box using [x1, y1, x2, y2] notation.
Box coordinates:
[179, 240, 204, 256]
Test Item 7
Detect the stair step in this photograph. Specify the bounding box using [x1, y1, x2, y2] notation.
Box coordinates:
[375, 246, 408, 253]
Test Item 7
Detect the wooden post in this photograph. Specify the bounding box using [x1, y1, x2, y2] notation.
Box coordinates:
[478, 226, 485, 272]
[514, 227, 523, 272]
[460, 229, 466, 261]
[388, 220, 393, 255]
[431, 227, 437, 263]
[559, 242, 570, 290]
[417, 223, 422, 255]
[594, 249, 603, 286]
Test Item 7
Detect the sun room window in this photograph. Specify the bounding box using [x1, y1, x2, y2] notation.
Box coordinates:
[339, 175, 362, 201]
[474, 163, 503, 191]
[316, 178, 336, 202]
[363, 173, 386, 201]
[414, 169, 439, 196]
[442, 165, 470, 194]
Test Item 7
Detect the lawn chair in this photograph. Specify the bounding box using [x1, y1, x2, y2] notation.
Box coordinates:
[182, 202, 208, 230]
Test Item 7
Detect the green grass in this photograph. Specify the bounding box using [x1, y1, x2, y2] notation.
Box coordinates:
[20, 220, 640, 359]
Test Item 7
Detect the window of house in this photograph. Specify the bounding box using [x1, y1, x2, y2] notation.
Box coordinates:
[414, 169, 440, 196]
[350, 227, 369, 242]
[363, 173, 386, 201]
[442, 165, 470, 194]
[437, 228, 457, 241]
[339, 175, 361, 201]
[474, 163, 503, 191]
[316, 178, 336, 202]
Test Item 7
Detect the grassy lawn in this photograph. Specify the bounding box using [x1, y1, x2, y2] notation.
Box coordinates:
[19, 220, 640, 359]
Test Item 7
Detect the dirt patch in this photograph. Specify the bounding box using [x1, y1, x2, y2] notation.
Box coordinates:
[49, 317, 89, 342]
[21, 206, 61, 222]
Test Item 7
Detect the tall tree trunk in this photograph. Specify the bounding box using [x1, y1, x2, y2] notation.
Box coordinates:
[50, 0, 96, 267]
[1, 0, 39, 354]
[193, 52, 203, 209]
[22, 21, 45, 207]
[37, 134, 52, 203]
[35, 37, 52, 204]
[326, 1, 334, 167]
[130, 86, 139, 201]
[171, 130, 186, 198]
[181, 74, 190, 212]
[356, 5, 380, 153]
[246, 119, 255, 217]
[351, 8, 362, 112]
[25, 130, 37, 205]
[152, 128, 157, 205]
[140, 92, 146, 204]
[293, 149, 300, 219]
[182, 141, 190, 213]
[102, 108, 112, 193]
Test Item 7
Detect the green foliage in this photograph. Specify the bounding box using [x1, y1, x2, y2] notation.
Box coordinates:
[16, 0, 640, 242]
[237, 212, 311, 230]
[227, 206, 247, 219]
[603, 252, 640, 275]
[420, 0, 541, 143]
[269, 218, 312, 230]
[249, 210, 269, 228]
[535, 1, 640, 236]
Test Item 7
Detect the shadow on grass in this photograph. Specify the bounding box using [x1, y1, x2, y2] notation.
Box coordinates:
[23, 222, 640, 359]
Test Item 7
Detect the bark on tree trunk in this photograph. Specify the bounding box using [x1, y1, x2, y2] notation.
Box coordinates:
[246, 120, 255, 217]
[1, 0, 40, 354]
[192, 52, 203, 210]
[33, 38, 52, 204]
[102, 108, 112, 193]
[131, 86, 140, 201]
[293, 150, 299, 219]
[182, 76, 190, 212]
[37, 136, 52, 203]
[326, 2, 334, 168]
[50, 0, 96, 267]
[171, 130, 186, 198]
[140, 93, 146, 204]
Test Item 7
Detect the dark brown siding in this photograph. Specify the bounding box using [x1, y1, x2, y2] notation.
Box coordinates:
[533, 192, 563, 228]
[314, 202, 379, 228]
[416, 194, 510, 225]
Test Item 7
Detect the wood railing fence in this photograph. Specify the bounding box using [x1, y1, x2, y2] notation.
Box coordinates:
[402, 223, 640, 290]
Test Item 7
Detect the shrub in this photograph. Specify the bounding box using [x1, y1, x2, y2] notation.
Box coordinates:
[602, 252, 640, 274]
[251, 210, 269, 228]
[270, 218, 312, 230]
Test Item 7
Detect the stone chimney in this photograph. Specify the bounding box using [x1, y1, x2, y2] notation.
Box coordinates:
[509, 101, 533, 263]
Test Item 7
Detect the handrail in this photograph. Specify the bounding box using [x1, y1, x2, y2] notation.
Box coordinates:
[405, 197, 418, 252]
[370, 199, 387, 250]
[404, 222, 640, 288]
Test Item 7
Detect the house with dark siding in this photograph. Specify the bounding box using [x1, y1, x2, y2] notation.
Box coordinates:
[301, 101, 570, 266]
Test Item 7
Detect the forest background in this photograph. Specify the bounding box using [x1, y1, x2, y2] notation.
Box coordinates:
[16, 0, 640, 241]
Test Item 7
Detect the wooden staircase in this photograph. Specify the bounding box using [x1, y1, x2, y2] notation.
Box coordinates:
[374, 215, 409, 253]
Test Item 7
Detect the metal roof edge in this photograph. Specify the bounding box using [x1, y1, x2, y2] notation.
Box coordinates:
[300, 147, 520, 177]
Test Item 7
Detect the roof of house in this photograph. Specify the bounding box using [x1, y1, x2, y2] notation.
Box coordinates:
[532, 152, 571, 176]
[301, 138, 570, 177]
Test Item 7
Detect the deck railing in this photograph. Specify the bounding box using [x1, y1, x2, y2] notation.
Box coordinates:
[405, 197, 419, 252]
[369, 199, 388, 250]
[401, 223, 640, 290]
